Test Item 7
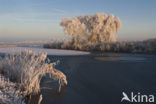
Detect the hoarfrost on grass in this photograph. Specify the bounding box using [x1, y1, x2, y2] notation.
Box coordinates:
[0, 50, 67, 104]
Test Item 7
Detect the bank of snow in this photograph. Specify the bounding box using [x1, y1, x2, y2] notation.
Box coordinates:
[0, 47, 90, 56]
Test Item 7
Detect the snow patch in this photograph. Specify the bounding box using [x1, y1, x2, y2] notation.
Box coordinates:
[0, 47, 90, 55]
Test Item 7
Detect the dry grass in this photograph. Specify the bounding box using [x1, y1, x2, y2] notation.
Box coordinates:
[0, 50, 67, 104]
[0, 74, 25, 104]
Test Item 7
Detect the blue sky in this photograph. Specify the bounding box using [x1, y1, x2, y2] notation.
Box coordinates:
[0, 0, 156, 42]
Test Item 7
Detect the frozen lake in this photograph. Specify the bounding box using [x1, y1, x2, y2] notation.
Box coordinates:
[41, 53, 156, 104]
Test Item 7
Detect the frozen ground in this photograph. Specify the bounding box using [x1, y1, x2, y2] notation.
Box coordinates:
[0, 47, 90, 56]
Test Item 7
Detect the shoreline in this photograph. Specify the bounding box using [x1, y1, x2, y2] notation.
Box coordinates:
[43, 39, 156, 54]
[0, 47, 90, 56]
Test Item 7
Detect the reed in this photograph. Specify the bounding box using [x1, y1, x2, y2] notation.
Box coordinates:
[0, 50, 67, 104]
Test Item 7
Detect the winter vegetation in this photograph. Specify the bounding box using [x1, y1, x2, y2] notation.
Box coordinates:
[44, 13, 156, 54]
[0, 50, 67, 104]
[44, 39, 156, 54]
[61, 12, 122, 45]
[0, 74, 25, 104]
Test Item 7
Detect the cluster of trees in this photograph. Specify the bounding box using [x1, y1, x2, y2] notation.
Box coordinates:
[44, 39, 156, 54]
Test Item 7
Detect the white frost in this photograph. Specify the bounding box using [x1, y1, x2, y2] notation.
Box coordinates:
[0, 47, 90, 55]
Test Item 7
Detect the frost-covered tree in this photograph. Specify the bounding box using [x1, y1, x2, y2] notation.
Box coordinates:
[61, 13, 122, 45]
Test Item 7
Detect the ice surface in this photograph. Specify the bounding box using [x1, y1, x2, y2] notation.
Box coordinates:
[0, 47, 90, 55]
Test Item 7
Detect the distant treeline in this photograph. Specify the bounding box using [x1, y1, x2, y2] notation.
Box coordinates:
[43, 39, 156, 54]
